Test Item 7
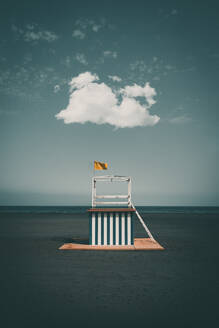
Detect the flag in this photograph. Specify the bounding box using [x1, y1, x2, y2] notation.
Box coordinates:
[94, 161, 108, 170]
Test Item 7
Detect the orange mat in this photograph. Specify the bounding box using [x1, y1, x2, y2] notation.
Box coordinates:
[59, 238, 164, 251]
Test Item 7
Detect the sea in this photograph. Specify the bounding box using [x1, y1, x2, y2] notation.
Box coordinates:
[0, 206, 218, 328]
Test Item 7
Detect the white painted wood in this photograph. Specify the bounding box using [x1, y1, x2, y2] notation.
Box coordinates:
[128, 178, 131, 207]
[110, 213, 113, 245]
[93, 180, 96, 207]
[98, 213, 101, 245]
[104, 213, 107, 245]
[92, 177, 94, 207]
[95, 195, 128, 199]
[92, 213, 95, 245]
[121, 213, 125, 245]
[94, 176, 130, 182]
[95, 201, 128, 205]
[131, 203, 155, 241]
[127, 213, 131, 245]
[92, 175, 132, 208]
[115, 213, 119, 245]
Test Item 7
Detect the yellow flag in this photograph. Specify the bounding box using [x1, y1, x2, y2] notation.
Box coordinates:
[94, 161, 108, 170]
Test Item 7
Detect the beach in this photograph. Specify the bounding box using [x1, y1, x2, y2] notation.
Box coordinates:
[0, 207, 218, 328]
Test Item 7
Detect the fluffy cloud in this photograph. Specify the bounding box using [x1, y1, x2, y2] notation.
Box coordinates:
[75, 53, 88, 65]
[121, 83, 156, 107]
[54, 85, 60, 93]
[12, 24, 58, 42]
[72, 29, 85, 39]
[72, 18, 108, 39]
[108, 75, 122, 82]
[69, 72, 99, 90]
[55, 72, 160, 128]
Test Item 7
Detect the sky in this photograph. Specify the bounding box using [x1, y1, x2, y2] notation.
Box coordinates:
[0, 0, 218, 206]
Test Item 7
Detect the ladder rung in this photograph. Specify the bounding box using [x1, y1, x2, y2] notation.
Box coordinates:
[95, 195, 129, 199]
[94, 201, 129, 205]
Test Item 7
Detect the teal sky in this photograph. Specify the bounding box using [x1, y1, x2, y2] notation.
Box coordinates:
[0, 0, 218, 206]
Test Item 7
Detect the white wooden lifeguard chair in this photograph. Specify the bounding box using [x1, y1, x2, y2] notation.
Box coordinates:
[88, 175, 135, 246]
[59, 174, 164, 250]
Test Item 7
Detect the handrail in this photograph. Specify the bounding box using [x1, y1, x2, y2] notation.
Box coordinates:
[131, 203, 155, 241]
[95, 195, 129, 199]
[92, 175, 131, 208]
[95, 201, 129, 205]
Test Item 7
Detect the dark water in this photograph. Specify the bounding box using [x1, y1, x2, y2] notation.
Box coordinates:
[0, 207, 218, 328]
[1, 205, 219, 214]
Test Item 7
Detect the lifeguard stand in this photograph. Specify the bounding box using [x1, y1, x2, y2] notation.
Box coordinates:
[87, 175, 135, 246]
[59, 174, 164, 250]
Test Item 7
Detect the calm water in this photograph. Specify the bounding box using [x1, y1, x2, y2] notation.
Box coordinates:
[0, 207, 218, 328]
[1, 205, 219, 214]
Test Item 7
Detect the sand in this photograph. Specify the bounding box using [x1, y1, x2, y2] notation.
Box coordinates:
[59, 237, 164, 250]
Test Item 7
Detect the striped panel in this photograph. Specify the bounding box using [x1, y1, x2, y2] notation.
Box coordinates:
[91, 213, 95, 245]
[90, 212, 133, 246]
[115, 213, 119, 245]
[101, 214, 104, 245]
[98, 213, 101, 245]
[120, 214, 122, 244]
[95, 215, 98, 244]
[113, 214, 116, 245]
[127, 213, 131, 245]
[131, 213, 134, 245]
[125, 215, 128, 245]
[121, 213, 125, 245]
[107, 213, 110, 245]
[110, 213, 113, 245]
[104, 213, 107, 245]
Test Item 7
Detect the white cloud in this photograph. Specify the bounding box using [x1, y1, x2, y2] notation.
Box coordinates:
[108, 75, 122, 82]
[69, 72, 99, 91]
[130, 60, 147, 72]
[0, 64, 61, 100]
[75, 53, 88, 65]
[54, 85, 60, 93]
[72, 29, 85, 39]
[74, 18, 106, 33]
[25, 30, 58, 42]
[103, 50, 117, 59]
[55, 72, 160, 128]
[120, 83, 157, 107]
[12, 24, 58, 43]
[92, 24, 101, 32]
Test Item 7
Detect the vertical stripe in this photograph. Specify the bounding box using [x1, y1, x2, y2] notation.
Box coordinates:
[121, 213, 125, 245]
[98, 213, 101, 245]
[104, 213, 107, 245]
[107, 213, 110, 245]
[115, 213, 119, 245]
[95, 214, 98, 245]
[92, 213, 96, 245]
[127, 213, 131, 245]
[101, 215, 104, 245]
[113, 214, 116, 245]
[125, 215, 128, 245]
[119, 213, 122, 245]
[89, 215, 91, 244]
[110, 213, 114, 245]
[131, 213, 134, 245]
[89, 215, 91, 245]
